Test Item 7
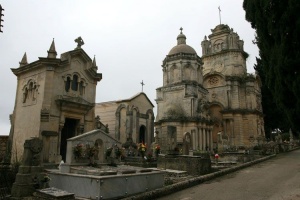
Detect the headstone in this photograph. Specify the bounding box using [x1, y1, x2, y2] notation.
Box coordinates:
[10, 137, 46, 199]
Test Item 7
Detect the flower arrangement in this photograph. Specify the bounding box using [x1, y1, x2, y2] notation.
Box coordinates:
[146, 152, 153, 160]
[155, 144, 160, 155]
[73, 143, 84, 159]
[115, 146, 121, 158]
[105, 144, 121, 159]
[138, 143, 147, 157]
[105, 147, 112, 159]
[87, 146, 97, 158]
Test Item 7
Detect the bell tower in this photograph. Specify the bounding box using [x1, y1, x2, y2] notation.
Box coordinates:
[201, 24, 248, 76]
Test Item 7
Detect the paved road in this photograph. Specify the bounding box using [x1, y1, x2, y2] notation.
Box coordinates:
[157, 149, 300, 200]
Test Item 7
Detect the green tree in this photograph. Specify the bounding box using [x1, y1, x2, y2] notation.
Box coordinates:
[255, 58, 289, 138]
[243, 0, 300, 132]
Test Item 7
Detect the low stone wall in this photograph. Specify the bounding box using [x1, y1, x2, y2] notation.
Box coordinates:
[122, 154, 277, 200]
[212, 152, 263, 163]
[157, 155, 211, 175]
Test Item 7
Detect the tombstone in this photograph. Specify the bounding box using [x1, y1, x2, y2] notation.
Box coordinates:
[122, 137, 137, 156]
[10, 137, 46, 199]
[107, 144, 121, 166]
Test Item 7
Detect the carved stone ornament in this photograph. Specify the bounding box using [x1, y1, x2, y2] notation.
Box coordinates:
[208, 76, 219, 86]
[28, 138, 43, 153]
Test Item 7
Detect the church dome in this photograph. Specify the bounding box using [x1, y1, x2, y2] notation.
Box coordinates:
[168, 28, 197, 55]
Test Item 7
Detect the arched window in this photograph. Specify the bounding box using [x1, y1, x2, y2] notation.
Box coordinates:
[65, 77, 71, 92]
[71, 75, 78, 91]
[79, 81, 84, 95]
[29, 82, 33, 99]
[23, 88, 28, 103]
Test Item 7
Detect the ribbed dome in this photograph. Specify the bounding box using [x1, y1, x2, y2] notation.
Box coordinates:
[168, 27, 197, 55]
[168, 44, 197, 55]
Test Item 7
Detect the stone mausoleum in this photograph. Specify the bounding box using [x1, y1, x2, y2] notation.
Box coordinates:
[95, 92, 155, 146]
[155, 24, 265, 153]
[9, 37, 102, 163]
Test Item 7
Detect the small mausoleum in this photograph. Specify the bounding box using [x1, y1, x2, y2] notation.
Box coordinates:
[9, 37, 102, 163]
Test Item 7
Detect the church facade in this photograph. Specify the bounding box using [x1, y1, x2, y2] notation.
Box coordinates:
[155, 25, 265, 153]
[9, 38, 102, 162]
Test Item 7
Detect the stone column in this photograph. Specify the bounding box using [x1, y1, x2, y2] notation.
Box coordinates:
[230, 119, 234, 146]
[199, 128, 203, 151]
[195, 129, 199, 150]
[210, 129, 213, 150]
[204, 128, 206, 151]
[223, 120, 227, 136]
[192, 130, 196, 150]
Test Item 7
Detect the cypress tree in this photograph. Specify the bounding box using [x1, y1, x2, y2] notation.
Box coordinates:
[243, 0, 300, 133]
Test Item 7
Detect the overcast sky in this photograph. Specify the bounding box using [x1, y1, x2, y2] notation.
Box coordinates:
[0, 0, 259, 135]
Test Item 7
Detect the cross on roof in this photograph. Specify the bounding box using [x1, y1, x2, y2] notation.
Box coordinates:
[218, 6, 222, 24]
[140, 80, 145, 92]
[74, 36, 84, 49]
[180, 27, 183, 34]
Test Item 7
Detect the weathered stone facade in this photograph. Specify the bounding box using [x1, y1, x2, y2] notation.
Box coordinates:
[155, 28, 214, 154]
[201, 24, 264, 148]
[155, 25, 265, 153]
[9, 38, 102, 163]
[95, 92, 155, 146]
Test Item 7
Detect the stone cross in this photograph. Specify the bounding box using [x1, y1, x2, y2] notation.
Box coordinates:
[140, 80, 145, 92]
[74, 36, 84, 49]
[218, 6, 222, 24]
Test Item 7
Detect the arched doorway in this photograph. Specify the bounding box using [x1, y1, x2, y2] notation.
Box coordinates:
[139, 125, 146, 144]
[210, 104, 223, 150]
[60, 118, 79, 162]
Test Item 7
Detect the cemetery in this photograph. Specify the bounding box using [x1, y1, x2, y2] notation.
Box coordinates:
[0, 10, 299, 199]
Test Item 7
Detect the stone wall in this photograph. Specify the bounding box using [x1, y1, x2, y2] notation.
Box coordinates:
[0, 136, 8, 162]
[157, 155, 211, 175]
[211, 152, 263, 163]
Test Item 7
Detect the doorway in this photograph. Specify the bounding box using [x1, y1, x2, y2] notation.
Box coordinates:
[139, 125, 146, 143]
[60, 118, 78, 161]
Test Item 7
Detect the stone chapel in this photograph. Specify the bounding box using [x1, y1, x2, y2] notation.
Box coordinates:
[9, 37, 102, 163]
[95, 92, 155, 147]
[155, 25, 265, 153]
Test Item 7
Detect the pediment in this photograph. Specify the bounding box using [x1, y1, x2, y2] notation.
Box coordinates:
[55, 95, 94, 114]
[61, 48, 92, 64]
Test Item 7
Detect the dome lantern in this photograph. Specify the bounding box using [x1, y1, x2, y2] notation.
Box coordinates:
[168, 27, 197, 55]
